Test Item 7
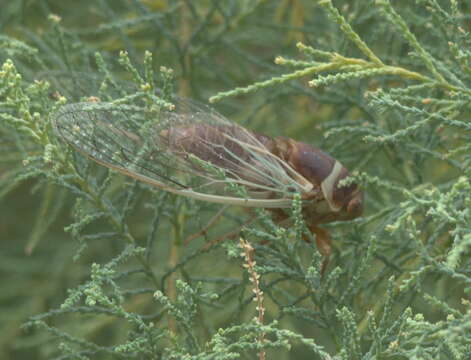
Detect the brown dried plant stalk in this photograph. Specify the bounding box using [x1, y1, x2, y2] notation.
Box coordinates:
[239, 237, 266, 360]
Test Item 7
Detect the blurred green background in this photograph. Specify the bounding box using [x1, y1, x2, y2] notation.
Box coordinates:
[1, 1, 471, 359]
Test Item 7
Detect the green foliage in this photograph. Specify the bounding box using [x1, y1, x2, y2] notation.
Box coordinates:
[1, 0, 471, 359]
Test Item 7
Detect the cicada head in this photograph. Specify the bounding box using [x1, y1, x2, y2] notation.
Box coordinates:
[277, 139, 364, 223]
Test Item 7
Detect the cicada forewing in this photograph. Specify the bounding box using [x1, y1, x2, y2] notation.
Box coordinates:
[53, 98, 316, 208]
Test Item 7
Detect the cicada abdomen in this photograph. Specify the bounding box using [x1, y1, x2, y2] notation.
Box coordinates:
[160, 124, 275, 186]
[159, 123, 310, 197]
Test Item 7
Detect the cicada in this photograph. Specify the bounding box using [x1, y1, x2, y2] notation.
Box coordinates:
[53, 98, 363, 268]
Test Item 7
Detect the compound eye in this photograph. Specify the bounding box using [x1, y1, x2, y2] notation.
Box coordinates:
[346, 191, 363, 217]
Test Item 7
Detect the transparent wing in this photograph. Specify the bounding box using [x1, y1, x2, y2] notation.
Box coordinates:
[53, 99, 314, 208]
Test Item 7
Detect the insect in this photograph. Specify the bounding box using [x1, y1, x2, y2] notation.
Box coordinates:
[53, 97, 363, 270]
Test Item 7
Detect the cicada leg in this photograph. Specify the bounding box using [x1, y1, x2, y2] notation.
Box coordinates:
[202, 215, 257, 251]
[269, 209, 331, 274]
[186, 208, 330, 274]
[270, 209, 332, 274]
[181, 205, 256, 249]
[184, 205, 229, 245]
[307, 225, 331, 275]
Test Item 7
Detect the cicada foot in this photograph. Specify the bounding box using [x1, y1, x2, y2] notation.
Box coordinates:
[305, 225, 331, 275]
